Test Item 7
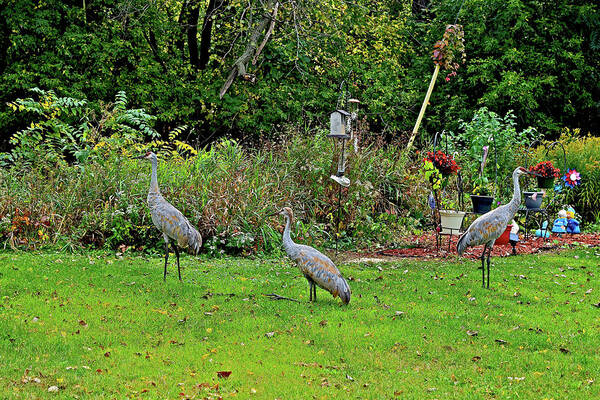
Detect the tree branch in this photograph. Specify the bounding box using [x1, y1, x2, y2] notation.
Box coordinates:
[252, 1, 279, 65]
[219, 0, 277, 99]
[143, 30, 168, 74]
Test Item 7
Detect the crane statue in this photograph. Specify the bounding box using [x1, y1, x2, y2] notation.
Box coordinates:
[273, 207, 351, 304]
[457, 167, 534, 288]
[137, 151, 202, 281]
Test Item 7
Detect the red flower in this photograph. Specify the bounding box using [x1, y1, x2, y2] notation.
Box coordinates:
[529, 161, 560, 178]
[423, 150, 460, 176]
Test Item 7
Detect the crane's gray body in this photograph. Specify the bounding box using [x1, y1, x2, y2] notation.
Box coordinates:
[280, 208, 350, 304]
[142, 152, 202, 280]
[457, 167, 528, 287]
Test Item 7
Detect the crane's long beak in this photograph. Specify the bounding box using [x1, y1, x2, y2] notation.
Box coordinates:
[134, 154, 146, 160]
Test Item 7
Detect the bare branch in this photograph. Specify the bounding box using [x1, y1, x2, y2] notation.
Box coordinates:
[219, 0, 277, 99]
[252, 1, 279, 65]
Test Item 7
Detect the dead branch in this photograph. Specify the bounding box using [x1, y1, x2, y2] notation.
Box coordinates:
[219, 0, 277, 99]
[252, 1, 279, 65]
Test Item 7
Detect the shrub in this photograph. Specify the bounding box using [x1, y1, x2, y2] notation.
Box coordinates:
[448, 107, 537, 200]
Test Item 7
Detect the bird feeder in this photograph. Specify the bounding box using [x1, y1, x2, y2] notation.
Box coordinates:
[328, 110, 351, 187]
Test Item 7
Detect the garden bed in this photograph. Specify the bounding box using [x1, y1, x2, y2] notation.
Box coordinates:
[378, 233, 600, 259]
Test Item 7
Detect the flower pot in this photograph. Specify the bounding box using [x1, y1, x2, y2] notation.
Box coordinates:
[524, 191, 543, 209]
[495, 224, 512, 246]
[537, 176, 554, 189]
[439, 210, 466, 235]
[470, 195, 493, 214]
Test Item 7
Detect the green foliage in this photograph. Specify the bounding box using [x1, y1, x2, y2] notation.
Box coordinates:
[449, 107, 537, 198]
[1, 89, 159, 167]
[408, 0, 599, 137]
[421, 159, 442, 190]
[2, 88, 90, 165]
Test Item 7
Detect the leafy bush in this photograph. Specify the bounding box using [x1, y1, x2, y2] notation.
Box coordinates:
[448, 107, 537, 200]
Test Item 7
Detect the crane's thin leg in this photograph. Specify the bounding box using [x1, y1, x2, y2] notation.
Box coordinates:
[480, 245, 487, 288]
[172, 244, 181, 281]
[486, 247, 492, 289]
[313, 284, 317, 302]
[163, 241, 169, 281]
[308, 283, 313, 302]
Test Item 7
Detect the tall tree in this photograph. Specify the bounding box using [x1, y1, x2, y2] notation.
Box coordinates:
[187, 1, 201, 69]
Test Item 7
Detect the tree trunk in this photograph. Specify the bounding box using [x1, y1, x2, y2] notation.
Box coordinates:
[187, 2, 200, 69]
[175, 0, 189, 60]
[199, 0, 219, 69]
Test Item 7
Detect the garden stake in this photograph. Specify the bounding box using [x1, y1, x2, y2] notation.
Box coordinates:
[406, 64, 440, 152]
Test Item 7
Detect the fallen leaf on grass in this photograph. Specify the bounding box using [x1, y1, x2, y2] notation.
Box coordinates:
[48, 386, 59, 392]
[471, 356, 481, 362]
[265, 332, 275, 338]
[495, 339, 507, 345]
[346, 374, 354, 381]
[560, 347, 570, 354]
[217, 371, 232, 378]
[466, 330, 478, 336]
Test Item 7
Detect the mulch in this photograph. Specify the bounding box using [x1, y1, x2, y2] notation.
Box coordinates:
[378, 232, 600, 260]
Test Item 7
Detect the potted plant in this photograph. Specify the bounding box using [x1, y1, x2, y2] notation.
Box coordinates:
[495, 224, 513, 245]
[439, 198, 465, 235]
[523, 190, 544, 209]
[529, 161, 560, 189]
[423, 150, 459, 178]
[471, 176, 494, 214]
[469, 146, 495, 214]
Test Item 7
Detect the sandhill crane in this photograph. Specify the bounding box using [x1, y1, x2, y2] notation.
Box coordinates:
[273, 207, 351, 304]
[137, 151, 202, 281]
[457, 167, 534, 288]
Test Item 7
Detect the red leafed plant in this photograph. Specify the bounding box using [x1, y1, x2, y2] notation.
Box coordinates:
[529, 161, 560, 178]
[432, 24, 466, 82]
[423, 150, 460, 176]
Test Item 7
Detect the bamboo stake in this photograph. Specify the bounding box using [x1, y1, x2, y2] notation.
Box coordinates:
[405, 64, 440, 151]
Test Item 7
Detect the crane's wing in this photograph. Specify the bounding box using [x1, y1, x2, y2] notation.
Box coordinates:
[150, 198, 202, 255]
[293, 245, 351, 304]
[457, 208, 511, 255]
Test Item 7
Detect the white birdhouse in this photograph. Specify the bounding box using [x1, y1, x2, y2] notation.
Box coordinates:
[327, 109, 351, 187]
[328, 110, 351, 138]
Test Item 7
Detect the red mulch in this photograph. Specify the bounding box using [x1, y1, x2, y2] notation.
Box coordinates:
[378, 233, 600, 260]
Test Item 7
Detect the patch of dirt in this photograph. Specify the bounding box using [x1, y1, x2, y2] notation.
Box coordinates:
[376, 233, 600, 260]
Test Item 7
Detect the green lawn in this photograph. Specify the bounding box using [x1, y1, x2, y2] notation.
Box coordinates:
[1, 249, 599, 399]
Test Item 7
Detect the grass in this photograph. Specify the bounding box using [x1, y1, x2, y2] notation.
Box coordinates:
[1, 249, 600, 399]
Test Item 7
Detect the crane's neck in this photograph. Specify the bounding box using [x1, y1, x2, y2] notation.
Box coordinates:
[282, 214, 295, 252]
[508, 171, 522, 214]
[149, 157, 160, 194]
